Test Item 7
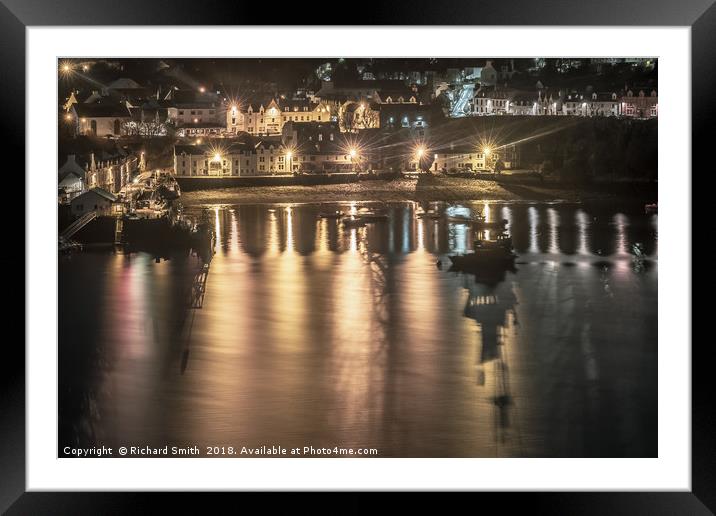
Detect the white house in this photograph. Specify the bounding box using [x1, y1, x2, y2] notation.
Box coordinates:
[621, 89, 658, 118]
[225, 99, 332, 136]
[432, 145, 489, 172]
[71, 103, 132, 137]
[562, 92, 620, 116]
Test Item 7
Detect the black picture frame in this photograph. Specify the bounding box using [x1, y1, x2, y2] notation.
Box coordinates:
[3, 0, 708, 512]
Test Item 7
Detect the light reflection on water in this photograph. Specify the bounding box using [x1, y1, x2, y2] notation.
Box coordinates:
[59, 201, 657, 457]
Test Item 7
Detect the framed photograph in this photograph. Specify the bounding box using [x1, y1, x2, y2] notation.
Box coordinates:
[4, 0, 710, 511]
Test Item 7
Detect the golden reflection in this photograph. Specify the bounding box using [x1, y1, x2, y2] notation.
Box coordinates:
[417, 217, 424, 251]
[613, 213, 629, 255]
[576, 209, 590, 256]
[267, 208, 280, 256]
[213, 207, 221, 249]
[330, 220, 381, 440]
[285, 206, 294, 253]
[548, 207, 560, 254]
[528, 206, 539, 254]
[230, 209, 238, 253]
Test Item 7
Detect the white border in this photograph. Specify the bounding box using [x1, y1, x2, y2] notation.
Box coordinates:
[27, 27, 690, 491]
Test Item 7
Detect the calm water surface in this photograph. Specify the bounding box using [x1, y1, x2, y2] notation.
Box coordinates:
[59, 201, 657, 457]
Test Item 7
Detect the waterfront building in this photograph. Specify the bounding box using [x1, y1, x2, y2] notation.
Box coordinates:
[620, 89, 658, 118]
[562, 92, 621, 117]
[432, 145, 490, 172]
[69, 187, 122, 217]
[281, 121, 355, 173]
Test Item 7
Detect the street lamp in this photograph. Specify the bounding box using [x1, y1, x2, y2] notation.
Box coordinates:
[286, 150, 293, 174]
[415, 145, 426, 172]
[349, 147, 358, 173]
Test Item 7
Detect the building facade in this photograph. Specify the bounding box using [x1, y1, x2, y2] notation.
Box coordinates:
[226, 99, 333, 136]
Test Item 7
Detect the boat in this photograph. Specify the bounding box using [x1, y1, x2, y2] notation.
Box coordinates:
[319, 211, 343, 219]
[446, 215, 477, 224]
[449, 237, 516, 270]
[359, 212, 388, 222]
[342, 216, 366, 228]
[645, 203, 658, 214]
[472, 219, 508, 230]
[417, 211, 441, 220]
[157, 180, 181, 200]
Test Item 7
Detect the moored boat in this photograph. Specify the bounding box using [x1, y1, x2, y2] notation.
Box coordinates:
[342, 216, 366, 228]
[319, 211, 343, 219]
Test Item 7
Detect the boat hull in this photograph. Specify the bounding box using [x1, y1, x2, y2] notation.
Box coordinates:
[449, 251, 516, 268]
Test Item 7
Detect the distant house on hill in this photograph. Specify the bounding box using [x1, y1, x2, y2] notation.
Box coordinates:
[71, 102, 132, 137]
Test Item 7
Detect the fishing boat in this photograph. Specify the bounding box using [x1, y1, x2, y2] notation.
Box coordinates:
[157, 178, 181, 200]
[417, 211, 441, 220]
[342, 216, 366, 228]
[449, 237, 516, 269]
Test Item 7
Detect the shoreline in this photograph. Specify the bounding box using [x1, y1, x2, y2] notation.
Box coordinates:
[180, 177, 657, 206]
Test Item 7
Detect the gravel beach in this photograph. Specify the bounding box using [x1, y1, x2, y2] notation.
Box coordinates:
[180, 176, 653, 206]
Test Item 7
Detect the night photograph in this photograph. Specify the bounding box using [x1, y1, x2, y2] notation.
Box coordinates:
[57, 57, 658, 459]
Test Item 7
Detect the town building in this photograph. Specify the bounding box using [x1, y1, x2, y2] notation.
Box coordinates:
[69, 187, 122, 217]
[281, 122, 356, 173]
[174, 140, 255, 177]
[621, 89, 658, 118]
[167, 101, 222, 127]
[432, 145, 489, 172]
[226, 98, 333, 136]
[58, 154, 87, 202]
[71, 102, 132, 137]
[378, 103, 430, 134]
[562, 92, 621, 116]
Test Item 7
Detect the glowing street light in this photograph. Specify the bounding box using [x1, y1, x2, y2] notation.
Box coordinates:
[286, 150, 294, 174]
[59, 61, 74, 78]
[199, 86, 206, 93]
[415, 145, 427, 172]
[349, 148, 357, 158]
[64, 113, 72, 122]
[483, 146, 492, 158]
[212, 153, 222, 163]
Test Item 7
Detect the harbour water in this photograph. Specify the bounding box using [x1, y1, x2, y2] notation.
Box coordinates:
[59, 201, 658, 457]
